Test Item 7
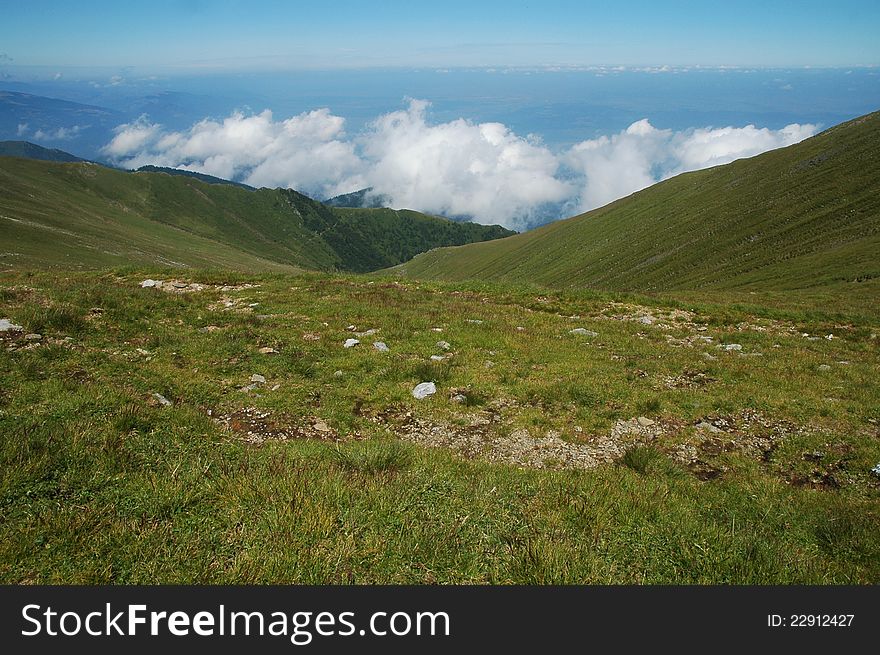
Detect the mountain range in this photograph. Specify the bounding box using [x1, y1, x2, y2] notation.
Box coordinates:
[0, 150, 514, 272]
[1, 110, 878, 297]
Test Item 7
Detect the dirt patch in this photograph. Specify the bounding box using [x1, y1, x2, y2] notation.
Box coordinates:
[661, 369, 716, 389]
[598, 302, 705, 330]
[668, 410, 810, 480]
[140, 279, 260, 295]
[215, 407, 355, 445]
[369, 406, 668, 470]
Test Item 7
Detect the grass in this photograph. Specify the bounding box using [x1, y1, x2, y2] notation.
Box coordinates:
[398, 111, 880, 296]
[0, 269, 878, 584]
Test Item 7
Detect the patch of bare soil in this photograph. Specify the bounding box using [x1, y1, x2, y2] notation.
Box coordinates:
[215, 407, 356, 445]
[368, 405, 669, 470]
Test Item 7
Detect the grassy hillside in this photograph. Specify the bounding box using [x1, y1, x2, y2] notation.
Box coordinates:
[1, 270, 878, 583]
[0, 158, 512, 272]
[399, 111, 880, 295]
[135, 164, 256, 190]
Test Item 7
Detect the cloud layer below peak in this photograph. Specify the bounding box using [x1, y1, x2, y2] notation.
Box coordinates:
[103, 100, 818, 230]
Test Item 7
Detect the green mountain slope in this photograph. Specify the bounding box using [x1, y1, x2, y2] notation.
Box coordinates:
[303, 202, 514, 273]
[0, 158, 512, 272]
[398, 111, 880, 293]
[135, 165, 256, 190]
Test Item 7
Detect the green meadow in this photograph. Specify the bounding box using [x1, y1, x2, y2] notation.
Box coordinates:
[1, 271, 877, 583]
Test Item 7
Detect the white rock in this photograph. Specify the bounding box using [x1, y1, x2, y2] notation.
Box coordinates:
[373, 341, 389, 352]
[343, 338, 360, 348]
[345, 325, 358, 332]
[569, 328, 598, 337]
[250, 374, 266, 384]
[466, 319, 483, 324]
[723, 343, 743, 351]
[152, 392, 172, 407]
[430, 355, 445, 361]
[24, 333, 42, 341]
[140, 279, 161, 288]
[637, 416, 655, 427]
[817, 364, 832, 372]
[451, 394, 467, 404]
[0, 318, 23, 332]
[436, 340, 451, 351]
[412, 382, 437, 399]
[334, 370, 344, 378]
[637, 316, 654, 325]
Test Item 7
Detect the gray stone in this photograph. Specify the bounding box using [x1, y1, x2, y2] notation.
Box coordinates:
[0, 318, 23, 332]
[250, 374, 266, 384]
[258, 346, 278, 354]
[569, 328, 598, 337]
[172, 282, 188, 289]
[637, 416, 655, 427]
[466, 319, 483, 324]
[430, 355, 445, 362]
[24, 333, 42, 341]
[373, 341, 389, 352]
[637, 315, 654, 325]
[723, 343, 743, 351]
[334, 370, 344, 378]
[140, 279, 161, 288]
[412, 382, 437, 399]
[152, 392, 172, 407]
[817, 364, 832, 372]
[436, 340, 451, 351]
[451, 394, 467, 404]
[696, 421, 721, 434]
[343, 338, 360, 348]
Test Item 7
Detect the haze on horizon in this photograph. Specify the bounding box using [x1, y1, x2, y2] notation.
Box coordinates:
[1, 0, 879, 73]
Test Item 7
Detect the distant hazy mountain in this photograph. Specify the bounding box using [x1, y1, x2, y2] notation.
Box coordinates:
[0, 140, 86, 163]
[0, 91, 124, 160]
[399, 110, 880, 293]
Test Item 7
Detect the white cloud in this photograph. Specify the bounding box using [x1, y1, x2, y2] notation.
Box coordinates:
[566, 119, 819, 213]
[102, 103, 819, 229]
[16, 123, 29, 136]
[103, 110, 362, 198]
[359, 99, 573, 228]
[33, 125, 84, 141]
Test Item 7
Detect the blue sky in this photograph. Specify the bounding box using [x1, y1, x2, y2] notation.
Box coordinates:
[1, 0, 879, 71]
